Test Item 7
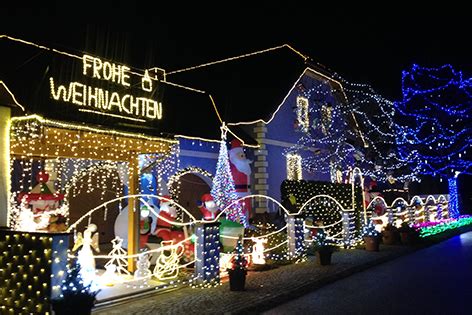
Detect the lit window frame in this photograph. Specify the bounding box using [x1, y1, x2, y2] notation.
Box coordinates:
[296, 96, 309, 132]
[287, 153, 302, 180]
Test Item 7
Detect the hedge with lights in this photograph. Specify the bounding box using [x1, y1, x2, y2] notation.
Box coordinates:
[281, 180, 363, 237]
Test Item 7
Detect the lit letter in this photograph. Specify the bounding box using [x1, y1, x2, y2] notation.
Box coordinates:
[49, 78, 73, 102]
[156, 101, 162, 119]
[121, 66, 130, 87]
[141, 70, 152, 92]
[93, 58, 102, 79]
[87, 86, 99, 108]
[112, 63, 121, 83]
[103, 61, 112, 81]
[108, 92, 122, 112]
[72, 82, 84, 105]
[83, 55, 93, 76]
[146, 100, 162, 119]
[141, 98, 147, 117]
[121, 95, 131, 114]
[129, 95, 140, 116]
[146, 99, 156, 119]
[99, 89, 109, 110]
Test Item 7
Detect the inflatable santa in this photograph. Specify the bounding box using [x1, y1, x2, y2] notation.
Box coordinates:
[197, 193, 220, 220]
[155, 195, 178, 242]
[154, 196, 194, 261]
[229, 139, 252, 219]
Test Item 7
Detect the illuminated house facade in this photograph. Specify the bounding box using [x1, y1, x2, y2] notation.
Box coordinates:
[169, 48, 363, 214]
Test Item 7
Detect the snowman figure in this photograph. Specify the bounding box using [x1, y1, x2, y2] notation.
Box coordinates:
[101, 263, 119, 287]
[134, 251, 152, 286]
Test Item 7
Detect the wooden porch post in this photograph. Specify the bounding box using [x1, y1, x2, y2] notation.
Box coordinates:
[0, 106, 11, 227]
[127, 154, 139, 272]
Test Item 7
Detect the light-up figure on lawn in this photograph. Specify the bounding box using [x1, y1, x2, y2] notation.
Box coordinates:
[153, 240, 184, 280]
[251, 237, 267, 265]
[105, 236, 131, 276]
[134, 251, 152, 285]
[73, 224, 100, 286]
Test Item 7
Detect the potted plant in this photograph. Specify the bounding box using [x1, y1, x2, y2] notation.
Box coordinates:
[362, 220, 380, 251]
[51, 260, 100, 315]
[312, 230, 337, 265]
[398, 222, 419, 245]
[382, 223, 398, 245]
[227, 235, 248, 291]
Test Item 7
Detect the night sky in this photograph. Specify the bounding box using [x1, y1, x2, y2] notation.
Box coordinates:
[1, 3, 471, 100]
[1, 3, 472, 208]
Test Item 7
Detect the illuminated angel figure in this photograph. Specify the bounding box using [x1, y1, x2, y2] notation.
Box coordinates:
[251, 237, 267, 265]
[153, 240, 184, 281]
[73, 224, 100, 285]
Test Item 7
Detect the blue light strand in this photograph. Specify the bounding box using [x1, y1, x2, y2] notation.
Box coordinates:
[395, 64, 472, 179]
[448, 177, 459, 218]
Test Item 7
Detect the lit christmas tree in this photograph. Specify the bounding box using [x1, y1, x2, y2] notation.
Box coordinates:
[211, 124, 248, 227]
[395, 64, 472, 218]
[52, 259, 100, 313]
[230, 235, 248, 271]
[105, 237, 130, 276]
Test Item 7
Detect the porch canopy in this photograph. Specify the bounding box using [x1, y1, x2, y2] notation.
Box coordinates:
[10, 114, 176, 161]
[10, 114, 178, 271]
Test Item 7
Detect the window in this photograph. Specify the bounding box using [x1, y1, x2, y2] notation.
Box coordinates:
[286, 153, 302, 180]
[296, 96, 309, 132]
[321, 103, 333, 135]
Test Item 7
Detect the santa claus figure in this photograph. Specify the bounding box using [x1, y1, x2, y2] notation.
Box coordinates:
[155, 196, 178, 242]
[229, 139, 252, 219]
[154, 196, 194, 262]
[197, 193, 220, 220]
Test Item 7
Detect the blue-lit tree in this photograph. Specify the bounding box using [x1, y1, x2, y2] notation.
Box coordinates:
[395, 64, 472, 218]
[336, 77, 413, 182]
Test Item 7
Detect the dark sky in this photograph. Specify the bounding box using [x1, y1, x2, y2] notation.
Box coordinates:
[1, 2, 471, 99]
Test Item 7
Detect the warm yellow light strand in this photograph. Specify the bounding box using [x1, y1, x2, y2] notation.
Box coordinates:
[0, 81, 25, 111]
[11, 115, 177, 144]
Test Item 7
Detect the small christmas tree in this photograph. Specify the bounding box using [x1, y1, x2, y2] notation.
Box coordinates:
[362, 220, 380, 238]
[105, 237, 130, 276]
[51, 259, 100, 313]
[227, 235, 247, 291]
[230, 235, 248, 271]
[311, 229, 336, 254]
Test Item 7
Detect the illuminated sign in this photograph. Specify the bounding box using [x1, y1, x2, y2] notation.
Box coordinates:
[49, 55, 162, 121]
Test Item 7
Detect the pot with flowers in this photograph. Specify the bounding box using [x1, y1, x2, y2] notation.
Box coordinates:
[398, 222, 418, 245]
[382, 223, 398, 245]
[227, 235, 248, 291]
[362, 220, 381, 251]
[51, 259, 100, 315]
[312, 229, 337, 265]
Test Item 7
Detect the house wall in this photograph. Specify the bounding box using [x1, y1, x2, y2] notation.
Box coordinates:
[178, 139, 219, 175]
[252, 72, 346, 212]
[140, 139, 219, 198]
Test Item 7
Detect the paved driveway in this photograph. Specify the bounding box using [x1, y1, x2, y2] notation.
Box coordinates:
[265, 232, 472, 315]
